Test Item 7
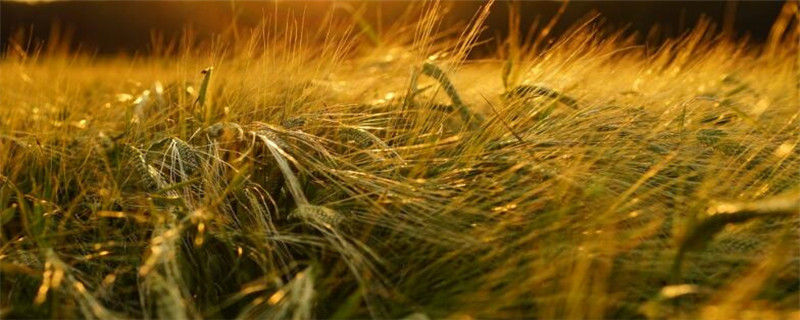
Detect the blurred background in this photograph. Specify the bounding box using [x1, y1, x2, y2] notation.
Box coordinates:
[0, 0, 787, 56]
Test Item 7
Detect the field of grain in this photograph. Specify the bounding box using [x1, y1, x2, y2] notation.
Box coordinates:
[1, 1, 799, 319]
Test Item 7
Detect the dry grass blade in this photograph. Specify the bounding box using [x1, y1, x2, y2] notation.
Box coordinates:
[1, 3, 798, 319]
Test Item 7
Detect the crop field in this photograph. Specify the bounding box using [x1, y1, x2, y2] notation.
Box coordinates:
[1, 1, 799, 319]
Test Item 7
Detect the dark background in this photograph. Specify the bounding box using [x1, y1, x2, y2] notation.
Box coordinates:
[0, 1, 787, 55]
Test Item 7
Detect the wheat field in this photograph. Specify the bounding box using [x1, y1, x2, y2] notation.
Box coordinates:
[1, 1, 799, 319]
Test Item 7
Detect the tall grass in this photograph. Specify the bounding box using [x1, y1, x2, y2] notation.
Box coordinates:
[1, 1, 799, 319]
